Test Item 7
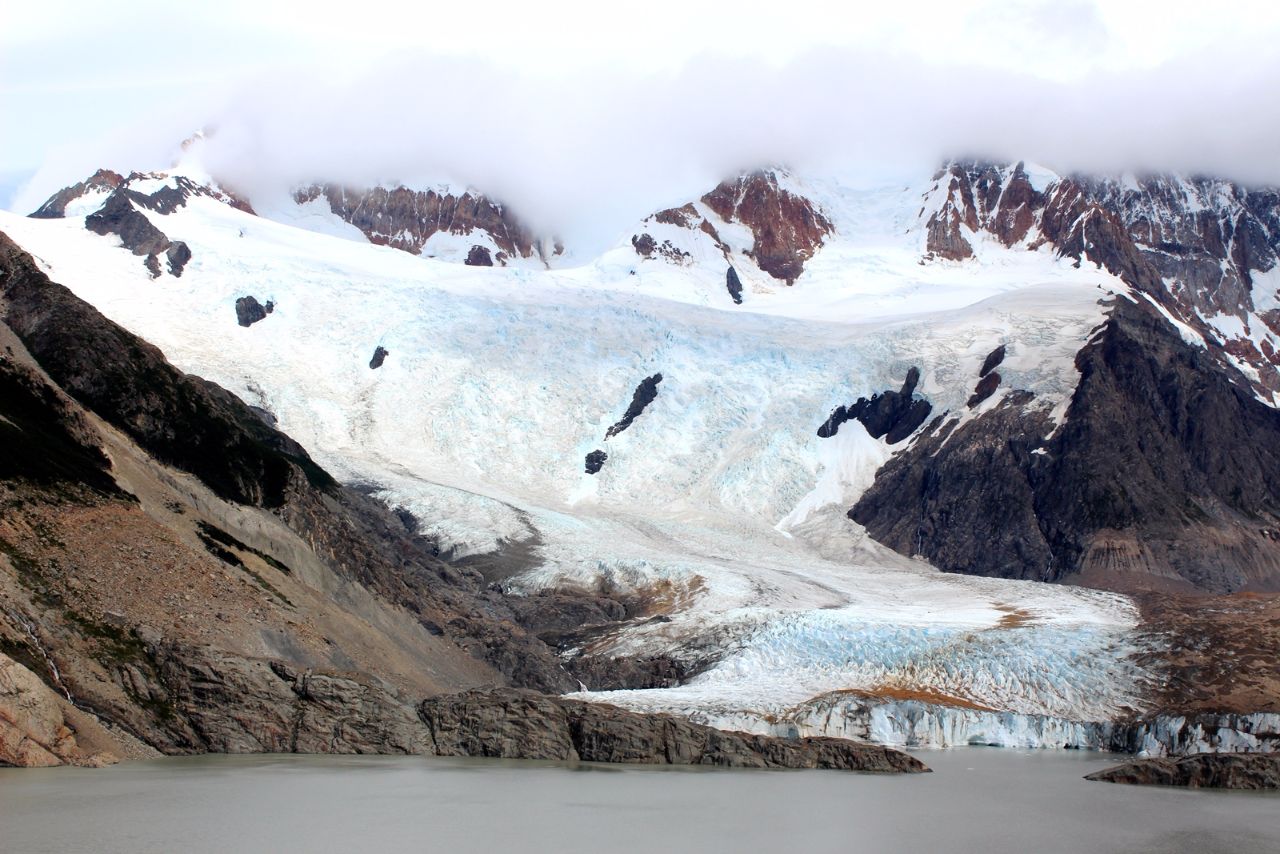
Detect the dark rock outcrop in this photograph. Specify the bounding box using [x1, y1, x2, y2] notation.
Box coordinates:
[1, 238, 323, 508]
[369, 346, 389, 370]
[979, 344, 1006, 377]
[631, 234, 656, 257]
[35, 170, 253, 222]
[966, 371, 1001, 408]
[851, 297, 1280, 590]
[726, 266, 744, 304]
[605, 374, 663, 439]
[43, 172, 237, 278]
[419, 689, 928, 772]
[84, 193, 177, 278]
[464, 245, 493, 267]
[235, 296, 273, 328]
[584, 449, 607, 474]
[148, 645, 432, 755]
[818, 368, 932, 444]
[0, 359, 123, 497]
[165, 242, 191, 277]
[636, 170, 831, 284]
[1085, 753, 1280, 789]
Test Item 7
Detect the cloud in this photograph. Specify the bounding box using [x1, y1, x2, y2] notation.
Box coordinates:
[10, 1, 1280, 253]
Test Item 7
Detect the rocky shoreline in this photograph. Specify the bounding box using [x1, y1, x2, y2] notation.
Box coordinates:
[420, 689, 928, 772]
[1, 668, 926, 773]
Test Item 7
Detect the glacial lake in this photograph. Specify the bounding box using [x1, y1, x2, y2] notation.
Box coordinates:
[1, 749, 1277, 853]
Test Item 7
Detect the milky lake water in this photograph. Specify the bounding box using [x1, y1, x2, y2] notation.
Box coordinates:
[2, 749, 1277, 853]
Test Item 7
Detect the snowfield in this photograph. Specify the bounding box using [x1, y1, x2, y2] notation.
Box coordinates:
[0, 169, 1156, 747]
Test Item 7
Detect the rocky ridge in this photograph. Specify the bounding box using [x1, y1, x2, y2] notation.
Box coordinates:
[293, 184, 557, 266]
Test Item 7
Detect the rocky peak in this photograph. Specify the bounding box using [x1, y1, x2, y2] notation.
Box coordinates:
[29, 169, 125, 219]
[629, 169, 832, 287]
[293, 183, 556, 267]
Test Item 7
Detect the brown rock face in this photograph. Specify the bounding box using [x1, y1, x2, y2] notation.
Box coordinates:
[924, 162, 1045, 260]
[701, 171, 832, 284]
[295, 184, 550, 266]
[419, 689, 929, 772]
[631, 170, 832, 285]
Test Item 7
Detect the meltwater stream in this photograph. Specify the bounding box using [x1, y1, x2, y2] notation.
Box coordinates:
[1, 750, 1277, 854]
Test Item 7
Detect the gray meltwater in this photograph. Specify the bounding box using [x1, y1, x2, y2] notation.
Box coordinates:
[1, 749, 1278, 853]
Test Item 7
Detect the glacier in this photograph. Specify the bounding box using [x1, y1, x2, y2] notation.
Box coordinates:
[0, 166, 1210, 751]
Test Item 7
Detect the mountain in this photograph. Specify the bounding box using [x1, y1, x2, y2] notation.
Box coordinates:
[853, 161, 1280, 591]
[3, 155, 1278, 760]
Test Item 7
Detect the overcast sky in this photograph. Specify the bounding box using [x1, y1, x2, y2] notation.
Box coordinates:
[5, 0, 1280, 242]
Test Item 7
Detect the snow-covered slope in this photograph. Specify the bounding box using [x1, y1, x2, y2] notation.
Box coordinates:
[0, 165, 1169, 747]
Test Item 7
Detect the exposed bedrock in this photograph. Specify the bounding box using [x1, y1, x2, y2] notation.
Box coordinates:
[817, 367, 932, 444]
[851, 297, 1280, 591]
[418, 689, 928, 772]
[29, 169, 126, 219]
[83, 194, 169, 256]
[0, 653, 136, 768]
[1085, 754, 1280, 789]
[966, 371, 1001, 408]
[369, 346, 389, 369]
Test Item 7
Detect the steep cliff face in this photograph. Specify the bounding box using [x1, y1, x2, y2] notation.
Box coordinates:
[293, 184, 554, 266]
